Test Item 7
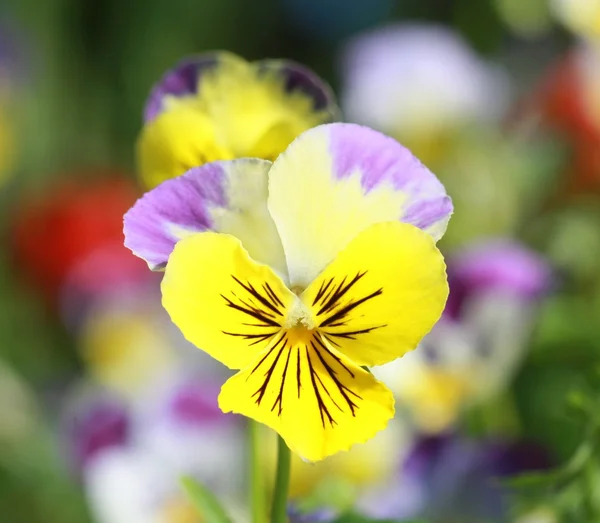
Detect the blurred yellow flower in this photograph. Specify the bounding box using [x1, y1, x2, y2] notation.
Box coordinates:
[161, 498, 202, 523]
[137, 51, 338, 189]
[80, 304, 176, 397]
[552, 0, 600, 39]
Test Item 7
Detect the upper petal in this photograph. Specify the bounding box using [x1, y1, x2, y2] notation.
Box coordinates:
[197, 55, 338, 159]
[255, 59, 339, 120]
[143, 53, 226, 122]
[124, 159, 287, 276]
[268, 123, 453, 289]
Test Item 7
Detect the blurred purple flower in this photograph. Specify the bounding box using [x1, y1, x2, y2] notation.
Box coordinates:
[445, 239, 554, 320]
[65, 397, 129, 474]
[365, 433, 551, 522]
[0, 18, 29, 89]
[135, 375, 244, 495]
[162, 378, 230, 426]
[288, 505, 337, 523]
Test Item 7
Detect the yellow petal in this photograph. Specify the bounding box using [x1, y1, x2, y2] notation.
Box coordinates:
[267, 124, 452, 289]
[198, 55, 327, 159]
[218, 329, 394, 462]
[301, 221, 448, 367]
[136, 98, 233, 189]
[161, 232, 294, 369]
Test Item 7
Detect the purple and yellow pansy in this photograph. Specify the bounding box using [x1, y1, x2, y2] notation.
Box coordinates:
[137, 51, 339, 189]
[125, 122, 452, 461]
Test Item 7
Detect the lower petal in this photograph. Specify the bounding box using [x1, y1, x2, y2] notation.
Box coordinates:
[302, 221, 449, 367]
[161, 232, 294, 370]
[218, 336, 394, 462]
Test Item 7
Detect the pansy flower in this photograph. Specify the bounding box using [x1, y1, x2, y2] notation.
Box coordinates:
[124, 123, 452, 461]
[138, 51, 338, 189]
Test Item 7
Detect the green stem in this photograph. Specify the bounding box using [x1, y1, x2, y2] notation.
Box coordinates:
[249, 420, 266, 523]
[270, 435, 291, 523]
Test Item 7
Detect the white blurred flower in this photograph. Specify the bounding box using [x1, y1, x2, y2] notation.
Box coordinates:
[85, 447, 167, 523]
[341, 24, 510, 139]
[81, 374, 245, 523]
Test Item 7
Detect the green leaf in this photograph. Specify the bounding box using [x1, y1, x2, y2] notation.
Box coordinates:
[180, 476, 233, 523]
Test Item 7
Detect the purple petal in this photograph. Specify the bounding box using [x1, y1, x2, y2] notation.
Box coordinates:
[256, 60, 339, 119]
[144, 54, 220, 122]
[124, 163, 225, 270]
[144, 53, 340, 124]
[267, 123, 452, 288]
[329, 123, 453, 239]
[124, 159, 285, 272]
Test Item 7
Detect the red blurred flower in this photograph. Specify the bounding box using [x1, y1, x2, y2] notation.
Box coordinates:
[10, 172, 149, 304]
[533, 50, 600, 195]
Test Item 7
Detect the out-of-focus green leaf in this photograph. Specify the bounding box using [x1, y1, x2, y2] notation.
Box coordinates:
[180, 476, 233, 523]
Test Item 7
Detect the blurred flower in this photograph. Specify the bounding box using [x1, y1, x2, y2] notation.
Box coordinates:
[78, 377, 243, 523]
[78, 292, 184, 398]
[551, 0, 600, 40]
[288, 505, 337, 523]
[533, 44, 600, 195]
[134, 376, 244, 495]
[63, 393, 129, 474]
[84, 446, 193, 523]
[10, 175, 149, 304]
[125, 123, 452, 461]
[360, 433, 551, 522]
[341, 24, 510, 166]
[138, 51, 338, 189]
[376, 239, 552, 433]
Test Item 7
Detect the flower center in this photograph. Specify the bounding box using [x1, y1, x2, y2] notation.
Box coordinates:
[283, 297, 316, 331]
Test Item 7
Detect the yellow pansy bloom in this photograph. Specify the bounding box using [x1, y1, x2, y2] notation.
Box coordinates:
[138, 52, 338, 189]
[124, 123, 453, 460]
